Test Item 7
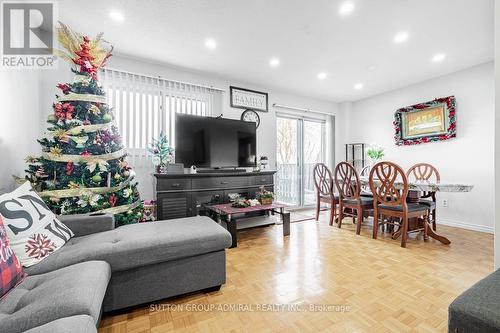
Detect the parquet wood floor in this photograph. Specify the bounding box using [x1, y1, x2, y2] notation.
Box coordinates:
[99, 212, 493, 333]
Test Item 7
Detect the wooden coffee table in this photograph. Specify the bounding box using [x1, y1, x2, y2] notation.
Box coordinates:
[206, 203, 290, 248]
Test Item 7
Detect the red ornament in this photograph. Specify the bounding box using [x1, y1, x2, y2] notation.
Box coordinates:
[109, 193, 118, 207]
[81, 151, 92, 157]
[57, 83, 71, 94]
[54, 102, 75, 120]
[66, 162, 74, 175]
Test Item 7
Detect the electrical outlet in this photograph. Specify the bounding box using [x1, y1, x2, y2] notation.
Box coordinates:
[442, 199, 449, 207]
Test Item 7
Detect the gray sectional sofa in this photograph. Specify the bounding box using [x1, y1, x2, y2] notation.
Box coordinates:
[0, 214, 232, 333]
[448, 268, 500, 332]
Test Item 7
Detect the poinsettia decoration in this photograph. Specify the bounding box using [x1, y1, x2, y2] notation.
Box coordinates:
[394, 96, 456, 146]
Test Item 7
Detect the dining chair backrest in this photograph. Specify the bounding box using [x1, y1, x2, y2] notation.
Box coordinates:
[369, 161, 409, 206]
[313, 163, 334, 197]
[406, 163, 440, 182]
[406, 163, 440, 198]
[334, 162, 360, 200]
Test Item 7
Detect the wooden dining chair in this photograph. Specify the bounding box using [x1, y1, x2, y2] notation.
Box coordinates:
[369, 161, 430, 248]
[334, 162, 373, 234]
[406, 163, 440, 231]
[313, 163, 339, 226]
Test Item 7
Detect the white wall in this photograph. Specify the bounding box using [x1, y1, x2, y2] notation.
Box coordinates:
[0, 69, 42, 192]
[38, 55, 343, 199]
[494, 1, 500, 268]
[347, 62, 494, 233]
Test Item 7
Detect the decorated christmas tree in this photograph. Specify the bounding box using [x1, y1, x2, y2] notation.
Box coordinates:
[23, 23, 143, 226]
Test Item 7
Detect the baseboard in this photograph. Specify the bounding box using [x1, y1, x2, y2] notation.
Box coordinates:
[437, 218, 493, 234]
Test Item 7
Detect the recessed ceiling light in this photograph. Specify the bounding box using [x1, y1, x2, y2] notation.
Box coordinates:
[394, 31, 409, 44]
[204, 38, 217, 50]
[431, 53, 446, 62]
[339, 1, 355, 16]
[269, 57, 280, 67]
[366, 64, 378, 71]
[109, 11, 125, 22]
[354, 83, 364, 90]
[317, 72, 327, 80]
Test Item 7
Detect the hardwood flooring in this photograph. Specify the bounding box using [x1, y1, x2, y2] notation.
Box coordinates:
[99, 213, 493, 333]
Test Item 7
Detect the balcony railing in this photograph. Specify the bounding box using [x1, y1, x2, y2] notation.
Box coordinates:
[275, 163, 318, 206]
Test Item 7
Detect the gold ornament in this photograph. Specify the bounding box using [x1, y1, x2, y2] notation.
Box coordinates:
[25, 155, 38, 163]
[89, 105, 101, 115]
[71, 135, 89, 148]
[50, 147, 63, 156]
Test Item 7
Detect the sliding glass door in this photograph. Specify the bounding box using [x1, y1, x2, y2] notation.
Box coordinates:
[276, 114, 326, 207]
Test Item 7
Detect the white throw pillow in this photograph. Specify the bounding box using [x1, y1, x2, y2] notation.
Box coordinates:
[0, 182, 74, 267]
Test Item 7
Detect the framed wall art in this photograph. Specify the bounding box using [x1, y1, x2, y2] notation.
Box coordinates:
[394, 96, 456, 146]
[230, 86, 268, 112]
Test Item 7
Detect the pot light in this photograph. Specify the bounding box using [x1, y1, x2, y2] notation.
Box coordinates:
[366, 64, 378, 71]
[109, 11, 125, 22]
[354, 83, 364, 90]
[204, 38, 217, 50]
[394, 31, 409, 44]
[339, 1, 355, 16]
[431, 53, 446, 62]
[269, 57, 280, 67]
[317, 72, 327, 80]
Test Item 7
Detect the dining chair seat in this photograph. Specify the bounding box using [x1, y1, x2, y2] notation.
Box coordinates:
[343, 196, 374, 205]
[419, 199, 437, 209]
[378, 203, 429, 212]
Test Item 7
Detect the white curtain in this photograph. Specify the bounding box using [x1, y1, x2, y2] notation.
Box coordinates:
[99, 68, 223, 199]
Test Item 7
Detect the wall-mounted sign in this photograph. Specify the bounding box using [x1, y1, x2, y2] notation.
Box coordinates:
[230, 86, 268, 112]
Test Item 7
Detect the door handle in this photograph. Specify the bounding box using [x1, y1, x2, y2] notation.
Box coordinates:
[221, 181, 228, 185]
[171, 183, 181, 188]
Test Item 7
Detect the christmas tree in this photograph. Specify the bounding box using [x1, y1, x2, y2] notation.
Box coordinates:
[24, 23, 143, 226]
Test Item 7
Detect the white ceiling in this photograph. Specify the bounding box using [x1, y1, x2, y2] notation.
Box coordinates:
[57, 0, 494, 102]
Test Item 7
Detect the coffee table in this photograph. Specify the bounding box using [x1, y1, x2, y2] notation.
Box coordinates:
[206, 203, 290, 248]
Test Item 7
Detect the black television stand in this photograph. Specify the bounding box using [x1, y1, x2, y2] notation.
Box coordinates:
[154, 170, 276, 221]
[197, 168, 248, 174]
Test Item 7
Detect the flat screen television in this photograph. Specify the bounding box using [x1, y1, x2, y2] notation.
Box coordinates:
[175, 114, 257, 168]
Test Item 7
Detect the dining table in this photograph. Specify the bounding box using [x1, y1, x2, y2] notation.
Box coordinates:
[359, 177, 474, 245]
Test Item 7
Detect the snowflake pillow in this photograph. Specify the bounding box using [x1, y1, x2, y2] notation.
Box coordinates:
[0, 182, 74, 267]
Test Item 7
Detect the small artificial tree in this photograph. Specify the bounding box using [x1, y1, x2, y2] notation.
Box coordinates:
[24, 23, 143, 226]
